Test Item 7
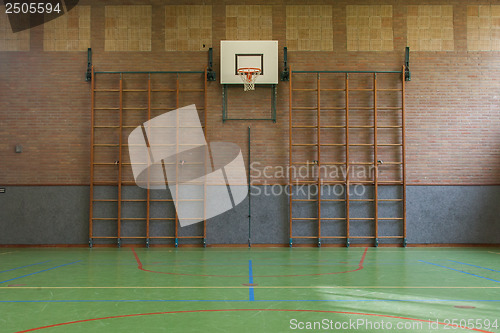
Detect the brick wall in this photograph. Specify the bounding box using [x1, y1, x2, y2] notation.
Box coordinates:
[1, 0, 499, 185]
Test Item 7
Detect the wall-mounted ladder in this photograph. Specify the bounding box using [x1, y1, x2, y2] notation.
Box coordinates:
[288, 67, 407, 247]
[89, 68, 208, 247]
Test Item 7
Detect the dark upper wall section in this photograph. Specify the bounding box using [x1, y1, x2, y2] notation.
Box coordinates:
[1, 1, 500, 185]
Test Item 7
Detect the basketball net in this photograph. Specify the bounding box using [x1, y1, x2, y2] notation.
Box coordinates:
[237, 68, 261, 91]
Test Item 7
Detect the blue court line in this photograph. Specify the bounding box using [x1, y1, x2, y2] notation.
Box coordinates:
[248, 260, 255, 301]
[448, 260, 500, 273]
[0, 299, 499, 303]
[0, 261, 51, 274]
[0, 261, 81, 285]
[419, 260, 500, 283]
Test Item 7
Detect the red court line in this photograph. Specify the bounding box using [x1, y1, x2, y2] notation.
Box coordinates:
[131, 247, 368, 277]
[16, 308, 492, 333]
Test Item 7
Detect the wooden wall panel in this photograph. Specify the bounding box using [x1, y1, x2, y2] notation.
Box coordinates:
[105, 5, 151, 52]
[44, 6, 90, 51]
[286, 5, 333, 51]
[226, 5, 272, 40]
[407, 5, 454, 51]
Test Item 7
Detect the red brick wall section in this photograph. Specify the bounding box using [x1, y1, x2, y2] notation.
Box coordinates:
[0, 0, 499, 185]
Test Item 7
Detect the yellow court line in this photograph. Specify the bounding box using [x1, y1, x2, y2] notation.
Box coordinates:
[1, 286, 500, 289]
[488, 251, 500, 255]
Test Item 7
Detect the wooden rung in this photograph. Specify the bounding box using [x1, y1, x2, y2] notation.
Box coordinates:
[320, 89, 345, 92]
[94, 144, 119, 147]
[177, 236, 204, 239]
[322, 162, 346, 165]
[350, 126, 374, 128]
[349, 181, 374, 184]
[349, 236, 376, 239]
[292, 126, 317, 128]
[321, 218, 346, 220]
[321, 236, 348, 239]
[94, 126, 120, 128]
[121, 218, 146, 220]
[321, 107, 346, 110]
[121, 199, 146, 202]
[292, 199, 317, 202]
[321, 126, 346, 128]
[349, 88, 373, 91]
[149, 236, 176, 239]
[321, 144, 346, 146]
[378, 107, 402, 110]
[321, 199, 345, 202]
[349, 162, 373, 165]
[291, 107, 317, 110]
[120, 236, 147, 239]
[378, 236, 404, 239]
[151, 89, 176, 92]
[350, 218, 375, 220]
[349, 144, 373, 146]
[179, 89, 204, 92]
[123, 89, 148, 92]
[292, 144, 317, 146]
[377, 89, 402, 91]
[94, 89, 120, 92]
[350, 199, 374, 202]
[379, 199, 403, 202]
[291, 218, 317, 220]
[378, 217, 404, 220]
[290, 181, 318, 184]
[94, 108, 120, 110]
[91, 236, 118, 239]
[150, 218, 176, 220]
[380, 181, 403, 184]
[348, 107, 372, 110]
[378, 144, 402, 146]
[291, 236, 318, 239]
[150, 199, 174, 202]
[378, 126, 402, 128]
[321, 181, 346, 184]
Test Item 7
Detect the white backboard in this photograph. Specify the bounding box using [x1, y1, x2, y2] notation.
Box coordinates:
[220, 40, 278, 85]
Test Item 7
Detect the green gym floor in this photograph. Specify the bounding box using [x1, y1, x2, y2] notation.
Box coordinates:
[1, 248, 499, 332]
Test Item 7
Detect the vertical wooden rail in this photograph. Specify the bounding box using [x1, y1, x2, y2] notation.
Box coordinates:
[117, 74, 123, 247]
[146, 74, 151, 247]
[288, 67, 293, 247]
[373, 73, 379, 247]
[345, 73, 350, 247]
[174, 73, 180, 247]
[316, 73, 321, 247]
[89, 66, 95, 247]
[402, 66, 407, 247]
[203, 67, 208, 247]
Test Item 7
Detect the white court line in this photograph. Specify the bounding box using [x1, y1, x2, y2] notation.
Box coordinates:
[1, 286, 500, 289]
[0, 252, 16, 256]
[488, 251, 500, 255]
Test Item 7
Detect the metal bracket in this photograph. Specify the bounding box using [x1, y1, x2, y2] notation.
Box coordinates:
[89, 238, 93, 248]
[280, 47, 289, 81]
[404, 47, 411, 81]
[175, 238, 178, 248]
[317, 238, 321, 248]
[86, 48, 92, 82]
[403, 238, 408, 248]
[207, 48, 216, 81]
[222, 84, 277, 122]
[289, 238, 293, 248]
[375, 238, 379, 247]
[146, 238, 150, 248]
[117, 238, 121, 248]
[346, 238, 350, 248]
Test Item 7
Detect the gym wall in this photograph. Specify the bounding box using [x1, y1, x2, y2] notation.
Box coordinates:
[1, 1, 499, 245]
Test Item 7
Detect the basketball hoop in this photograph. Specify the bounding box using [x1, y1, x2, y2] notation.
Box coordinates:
[237, 68, 261, 91]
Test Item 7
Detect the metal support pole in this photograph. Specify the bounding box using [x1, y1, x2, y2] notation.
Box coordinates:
[248, 126, 251, 248]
